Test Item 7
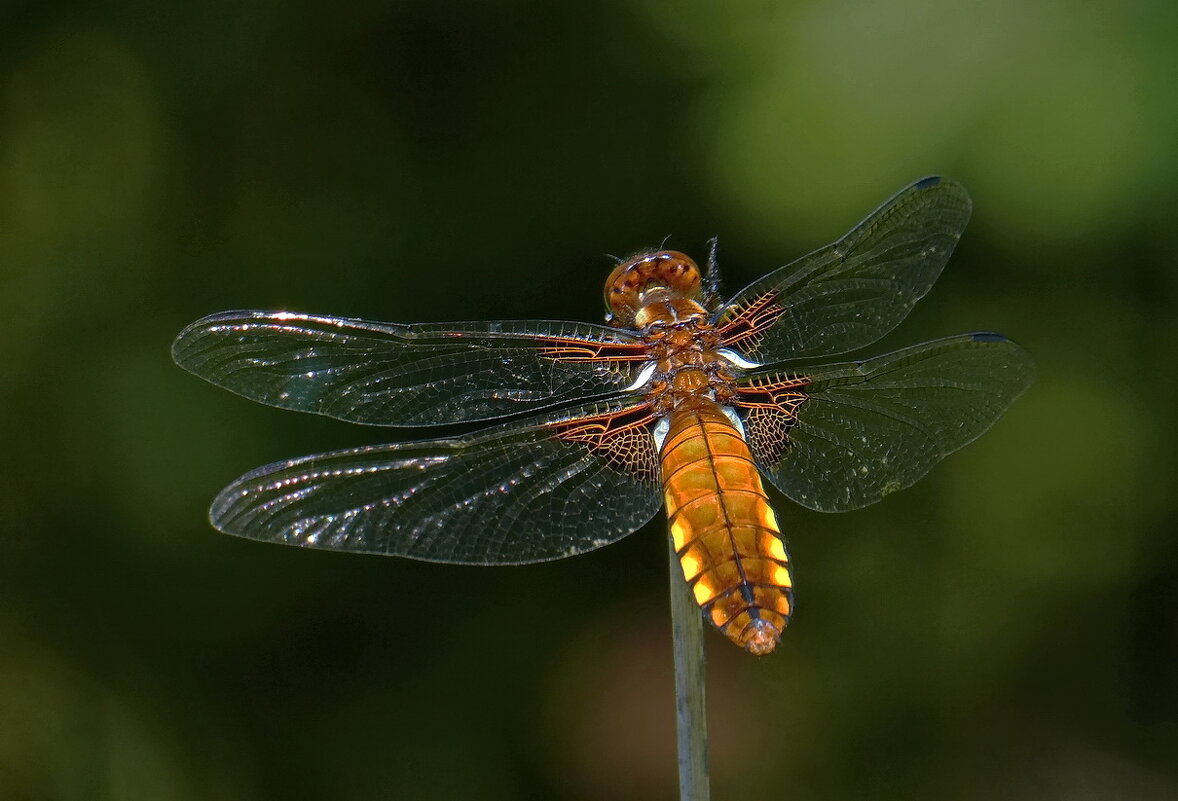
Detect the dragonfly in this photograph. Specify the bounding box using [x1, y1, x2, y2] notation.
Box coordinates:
[173, 176, 1033, 655]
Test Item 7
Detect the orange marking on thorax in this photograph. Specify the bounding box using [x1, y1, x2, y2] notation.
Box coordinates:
[659, 397, 793, 654]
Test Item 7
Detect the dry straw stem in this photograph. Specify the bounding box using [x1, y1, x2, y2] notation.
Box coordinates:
[668, 534, 711, 801]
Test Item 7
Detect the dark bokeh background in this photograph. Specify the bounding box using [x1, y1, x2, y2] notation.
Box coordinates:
[2, 1, 1176, 799]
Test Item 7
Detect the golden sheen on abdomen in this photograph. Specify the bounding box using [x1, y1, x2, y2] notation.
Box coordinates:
[660, 398, 794, 654]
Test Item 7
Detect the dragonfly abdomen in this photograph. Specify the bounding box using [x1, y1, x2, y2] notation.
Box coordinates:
[659, 397, 793, 655]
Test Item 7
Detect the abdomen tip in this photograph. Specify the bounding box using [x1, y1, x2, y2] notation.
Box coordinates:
[742, 618, 781, 655]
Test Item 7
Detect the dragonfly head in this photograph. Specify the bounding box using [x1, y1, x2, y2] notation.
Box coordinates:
[604, 250, 702, 327]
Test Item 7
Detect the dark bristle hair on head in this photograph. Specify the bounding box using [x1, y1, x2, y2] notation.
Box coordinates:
[702, 237, 722, 310]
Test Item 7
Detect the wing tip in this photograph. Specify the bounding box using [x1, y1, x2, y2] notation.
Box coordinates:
[171, 310, 261, 367]
[170, 321, 204, 368]
[970, 331, 1009, 343]
[910, 175, 970, 208]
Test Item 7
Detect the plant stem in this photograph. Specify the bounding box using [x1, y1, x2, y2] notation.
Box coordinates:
[668, 534, 711, 801]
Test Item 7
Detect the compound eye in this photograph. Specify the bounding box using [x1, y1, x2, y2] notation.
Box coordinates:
[604, 263, 643, 324]
[656, 252, 702, 297]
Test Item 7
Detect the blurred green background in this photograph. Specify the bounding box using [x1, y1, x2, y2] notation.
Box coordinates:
[2, 0, 1176, 798]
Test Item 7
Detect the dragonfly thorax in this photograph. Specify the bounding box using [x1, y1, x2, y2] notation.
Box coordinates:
[637, 314, 741, 416]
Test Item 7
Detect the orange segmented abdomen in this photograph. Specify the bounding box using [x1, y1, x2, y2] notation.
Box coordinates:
[660, 398, 793, 654]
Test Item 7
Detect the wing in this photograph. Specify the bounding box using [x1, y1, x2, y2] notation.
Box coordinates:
[210, 397, 663, 564]
[172, 311, 650, 426]
[733, 333, 1033, 512]
[715, 176, 972, 362]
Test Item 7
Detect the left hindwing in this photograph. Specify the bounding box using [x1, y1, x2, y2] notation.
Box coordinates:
[732, 333, 1034, 512]
[210, 397, 663, 564]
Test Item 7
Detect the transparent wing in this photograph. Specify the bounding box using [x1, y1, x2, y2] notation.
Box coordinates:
[210, 398, 663, 564]
[172, 311, 649, 426]
[735, 333, 1033, 512]
[716, 177, 972, 362]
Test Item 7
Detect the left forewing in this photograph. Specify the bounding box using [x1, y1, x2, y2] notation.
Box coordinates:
[172, 311, 649, 426]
